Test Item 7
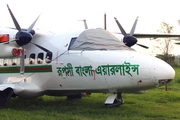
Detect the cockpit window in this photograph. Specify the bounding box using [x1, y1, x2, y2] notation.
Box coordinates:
[68, 37, 77, 50]
[29, 53, 35, 64]
[46, 52, 52, 63]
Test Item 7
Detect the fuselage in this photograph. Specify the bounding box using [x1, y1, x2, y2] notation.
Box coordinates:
[0, 27, 175, 98]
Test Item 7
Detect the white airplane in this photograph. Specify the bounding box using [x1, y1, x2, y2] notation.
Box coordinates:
[0, 5, 177, 107]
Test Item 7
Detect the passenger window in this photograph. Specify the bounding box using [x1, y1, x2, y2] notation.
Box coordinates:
[0, 59, 3, 66]
[3, 59, 8, 66]
[46, 52, 52, 63]
[37, 53, 44, 64]
[29, 53, 35, 64]
[12, 59, 17, 65]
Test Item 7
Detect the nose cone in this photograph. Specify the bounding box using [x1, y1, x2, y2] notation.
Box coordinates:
[152, 57, 175, 85]
[131, 52, 175, 86]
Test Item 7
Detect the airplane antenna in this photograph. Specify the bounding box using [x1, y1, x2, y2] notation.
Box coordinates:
[104, 12, 106, 30]
[78, 19, 88, 29]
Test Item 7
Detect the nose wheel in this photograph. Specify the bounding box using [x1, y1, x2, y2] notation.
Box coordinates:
[105, 93, 124, 107]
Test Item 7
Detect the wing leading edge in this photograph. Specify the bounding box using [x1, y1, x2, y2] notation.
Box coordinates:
[133, 33, 180, 39]
[114, 32, 180, 39]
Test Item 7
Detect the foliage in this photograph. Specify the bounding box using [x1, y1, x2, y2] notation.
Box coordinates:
[152, 22, 176, 65]
[156, 54, 175, 66]
[157, 22, 174, 34]
[173, 67, 180, 84]
[152, 22, 174, 56]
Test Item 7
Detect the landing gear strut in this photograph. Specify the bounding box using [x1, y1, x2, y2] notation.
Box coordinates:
[105, 93, 124, 107]
[67, 93, 82, 100]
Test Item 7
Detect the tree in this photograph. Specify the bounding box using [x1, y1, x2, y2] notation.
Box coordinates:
[153, 22, 175, 65]
[154, 22, 174, 56]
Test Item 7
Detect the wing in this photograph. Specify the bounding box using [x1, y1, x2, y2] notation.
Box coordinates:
[114, 32, 180, 39]
[133, 33, 180, 39]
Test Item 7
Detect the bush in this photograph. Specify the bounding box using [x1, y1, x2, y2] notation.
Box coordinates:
[156, 54, 175, 66]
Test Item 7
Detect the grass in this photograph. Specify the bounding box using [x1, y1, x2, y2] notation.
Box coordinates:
[1, 68, 180, 120]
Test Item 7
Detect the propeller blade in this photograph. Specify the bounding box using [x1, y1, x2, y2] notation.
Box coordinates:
[20, 46, 25, 75]
[6, 4, 21, 32]
[136, 43, 149, 49]
[31, 42, 51, 53]
[114, 17, 127, 36]
[27, 13, 41, 33]
[130, 16, 138, 36]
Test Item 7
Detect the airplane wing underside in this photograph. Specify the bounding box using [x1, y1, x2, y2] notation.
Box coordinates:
[133, 33, 180, 39]
[114, 33, 180, 39]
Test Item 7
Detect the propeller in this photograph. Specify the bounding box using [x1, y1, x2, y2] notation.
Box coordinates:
[114, 17, 148, 49]
[7, 4, 40, 75]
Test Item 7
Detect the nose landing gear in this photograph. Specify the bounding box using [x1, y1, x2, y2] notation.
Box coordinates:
[105, 93, 124, 107]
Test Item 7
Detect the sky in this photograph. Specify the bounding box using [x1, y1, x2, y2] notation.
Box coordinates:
[0, 0, 180, 55]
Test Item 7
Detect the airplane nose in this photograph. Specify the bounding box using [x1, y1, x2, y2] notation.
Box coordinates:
[151, 57, 175, 86]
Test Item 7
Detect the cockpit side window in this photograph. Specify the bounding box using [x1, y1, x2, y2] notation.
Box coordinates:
[29, 53, 35, 64]
[46, 52, 52, 63]
[37, 53, 44, 64]
[68, 37, 77, 50]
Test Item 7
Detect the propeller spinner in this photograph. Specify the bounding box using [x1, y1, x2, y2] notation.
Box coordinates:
[114, 17, 148, 49]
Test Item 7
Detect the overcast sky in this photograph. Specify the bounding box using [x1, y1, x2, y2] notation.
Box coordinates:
[0, 0, 180, 55]
[1, 0, 180, 32]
